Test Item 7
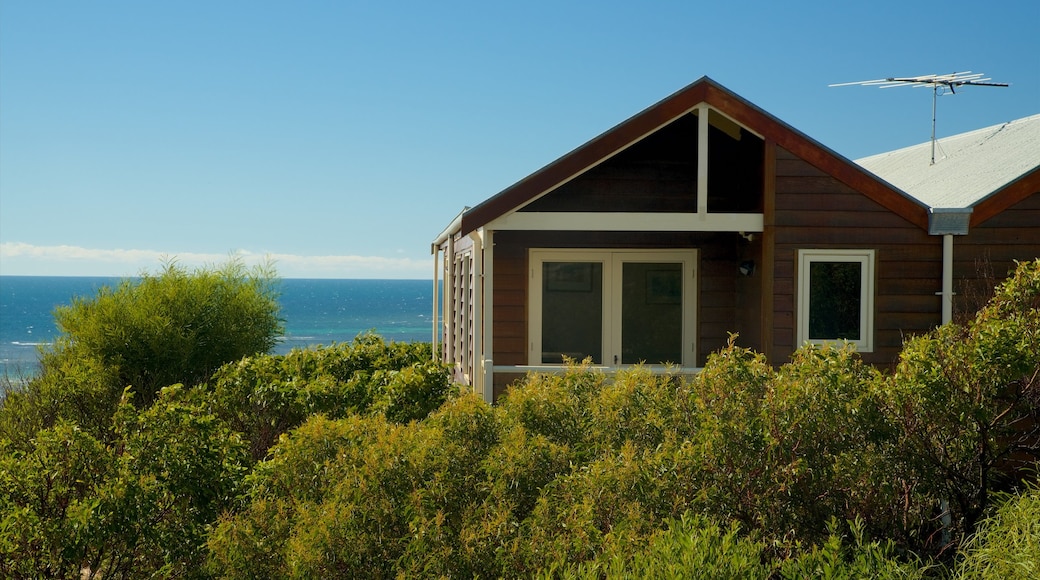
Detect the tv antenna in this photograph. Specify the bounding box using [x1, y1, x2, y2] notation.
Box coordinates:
[830, 72, 1009, 164]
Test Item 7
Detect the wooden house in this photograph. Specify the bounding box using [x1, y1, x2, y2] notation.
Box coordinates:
[430, 77, 1040, 402]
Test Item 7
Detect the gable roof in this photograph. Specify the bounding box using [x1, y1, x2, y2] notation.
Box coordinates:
[856, 114, 1040, 226]
[456, 76, 931, 236]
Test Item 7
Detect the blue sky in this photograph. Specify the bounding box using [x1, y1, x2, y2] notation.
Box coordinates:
[2, 0, 1037, 279]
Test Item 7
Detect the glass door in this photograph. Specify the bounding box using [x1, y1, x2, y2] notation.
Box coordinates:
[540, 261, 605, 364]
[618, 261, 684, 365]
[530, 249, 696, 368]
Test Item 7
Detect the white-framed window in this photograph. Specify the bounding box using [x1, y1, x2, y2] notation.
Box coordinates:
[529, 249, 698, 367]
[797, 249, 875, 352]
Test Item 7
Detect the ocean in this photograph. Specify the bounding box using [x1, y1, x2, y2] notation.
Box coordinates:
[0, 276, 436, 379]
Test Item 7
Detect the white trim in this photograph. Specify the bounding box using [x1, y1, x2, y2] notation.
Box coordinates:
[432, 248, 439, 355]
[529, 248, 698, 368]
[697, 104, 709, 216]
[493, 364, 702, 375]
[470, 232, 483, 397]
[432, 208, 467, 249]
[444, 236, 455, 364]
[481, 229, 495, 403]
[488, 211, 763, 232]
[796, 249, 876, 352]
[707, 106, 764, 140]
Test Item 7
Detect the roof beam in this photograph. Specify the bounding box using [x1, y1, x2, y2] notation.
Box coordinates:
[487, 211, 764, 232]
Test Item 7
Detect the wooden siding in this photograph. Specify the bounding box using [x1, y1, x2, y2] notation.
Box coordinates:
[520, 113, 763, 214]
[771, 145, 941, 366]
[491, 230, 764, 371]
[521, 113, 699, 213]
[953, 192, 1040, 319]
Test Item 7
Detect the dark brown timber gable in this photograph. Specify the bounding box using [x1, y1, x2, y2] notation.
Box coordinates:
[439, 77, 978, 400]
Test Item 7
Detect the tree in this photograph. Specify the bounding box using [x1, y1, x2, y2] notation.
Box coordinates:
[47, 260, 283, 405]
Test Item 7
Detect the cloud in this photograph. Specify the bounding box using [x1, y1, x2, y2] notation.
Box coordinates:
[0, 242, 431, 279]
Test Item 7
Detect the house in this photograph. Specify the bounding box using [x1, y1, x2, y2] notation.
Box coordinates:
[430, 77, 1040, 403]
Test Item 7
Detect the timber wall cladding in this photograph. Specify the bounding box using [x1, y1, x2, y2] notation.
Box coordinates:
[491, 230, 751, 369]
[772, 146, 942, 366]
[520, 112, 762, 215]
[954, 192, 1040, 317]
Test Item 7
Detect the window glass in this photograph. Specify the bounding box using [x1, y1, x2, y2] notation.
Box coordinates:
[621, 262, 683, 364]
[808, 261, 862, 340]
[541, 262, 603, 364]
[531, 249, 697, 367]
[797, 249, 874, 352]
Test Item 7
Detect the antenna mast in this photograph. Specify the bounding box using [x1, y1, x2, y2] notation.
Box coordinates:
[831, 72, 1009, 164]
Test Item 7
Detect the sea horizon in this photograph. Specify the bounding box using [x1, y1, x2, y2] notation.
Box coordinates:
[1, 276, 439, 381]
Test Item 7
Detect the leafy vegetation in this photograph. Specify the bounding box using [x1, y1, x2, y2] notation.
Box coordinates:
[0, 260, 283, 449]
[2, 259, 1038, 577]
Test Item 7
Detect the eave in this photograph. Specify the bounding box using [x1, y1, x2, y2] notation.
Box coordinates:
[459, 76, 930, 235]
[970, 166, 1040, 227]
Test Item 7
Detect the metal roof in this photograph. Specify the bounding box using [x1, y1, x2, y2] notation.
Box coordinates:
[856, 114, 1040, 209]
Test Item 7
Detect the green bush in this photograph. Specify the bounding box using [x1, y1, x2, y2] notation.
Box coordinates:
[778, 518, 928, 579]
[0, 388, 248, 579]
[48, 260, 282, 405]
[0, 260, 283, 450]
[208, 396, 496, 578]
[544, 514, 770, 580]
[955, 475, 1040, 579]
[881, 259, 1040, 541]
[0, 354, 122, 447]
[0, 422, 113, 579]
[204, 335, 452, 461]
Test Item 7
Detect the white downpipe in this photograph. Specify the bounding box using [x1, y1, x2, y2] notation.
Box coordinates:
[942, 234, 954, 324]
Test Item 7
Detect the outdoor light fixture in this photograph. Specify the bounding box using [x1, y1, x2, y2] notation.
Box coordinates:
[739, 260, 756, 277]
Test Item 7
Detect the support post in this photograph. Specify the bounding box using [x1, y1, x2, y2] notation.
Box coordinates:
[697, 104, 709, 217]
[469, 231, 484, 399]
[432, 247, 440, 360]
[481, 229, 494, 404]
[445, 236, 455, 365]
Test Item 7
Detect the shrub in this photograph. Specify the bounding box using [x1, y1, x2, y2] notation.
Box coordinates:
[0, 388, 248, 579]
[0, 422, 113, 579]
[204, 335, 452, 461]
[544, 513, 770, 580]
[0, 260, 283, 451]
[882, 259, 1040, 542]
[47, 260, 282, 405]
[778, 518, 928, 579]
[496, 360, 604, 457]
[955, 475, 1040, 579]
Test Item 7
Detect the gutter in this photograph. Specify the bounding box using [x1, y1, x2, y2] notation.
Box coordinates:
[431, 207, 468, 253]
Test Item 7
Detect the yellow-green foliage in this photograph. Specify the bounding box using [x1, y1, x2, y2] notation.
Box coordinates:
[955, 476, 1040, 580]
[204, 334, 452, 461]
[49, 260, 283, 404]
[881, 259, 1040, 538]
[5, 261, 1038, 577]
